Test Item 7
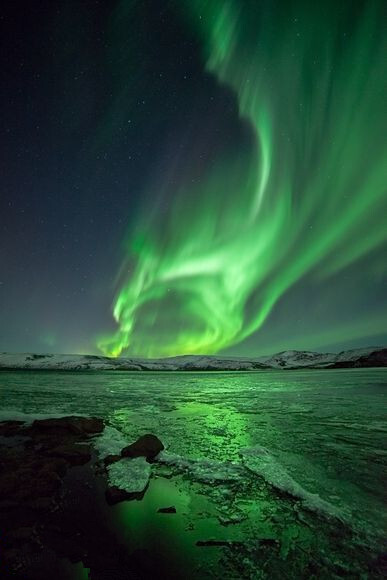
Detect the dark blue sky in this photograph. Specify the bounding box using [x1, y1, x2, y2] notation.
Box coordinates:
[1, 0, 386, 356]
[0, 1, 244, 353]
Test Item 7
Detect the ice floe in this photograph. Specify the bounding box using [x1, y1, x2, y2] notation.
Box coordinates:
[93, 425, 129, 458]
[107, 457, 151, 494]
[240, 445, 345, 520]
[156, 450, 244, 483]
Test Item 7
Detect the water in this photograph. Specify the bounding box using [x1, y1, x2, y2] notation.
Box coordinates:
[1, 368, 386, 576]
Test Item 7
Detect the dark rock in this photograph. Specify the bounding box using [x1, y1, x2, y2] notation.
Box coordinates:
[121, 434, 164, 460]
[46, 443, 92, 465]
[29, 416, 104, 436]
[0, 467, 62, 502]
[8, 526, 37, 544]
[0, 499, 18, 510]
[104, 453, 121, 466]
[19, 458, 65, 500]
[3, 548, 23, 567]
[105, 485, 131, 505]
[196, 540, 244, 547]
[0, 415, 157, 578]
[0, 416, 104, 505]
[157, 506, 176, 513]
[0, 472, 23, 500]
[26, 497, 55, 511]
[30, 470, 63, 499]
[105, 484, 148, 505]
[0, 420, 24, 436]
[38, 457, 68, 477]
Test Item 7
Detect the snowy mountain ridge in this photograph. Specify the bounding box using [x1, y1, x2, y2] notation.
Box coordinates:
[0, 346, 386, 371]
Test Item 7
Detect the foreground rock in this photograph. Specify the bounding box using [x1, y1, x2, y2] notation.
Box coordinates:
[0, 417, 170, 578]
[1, 418, 385, 579]
[29, 415, 104, 435]
[0, 416, 103, 506]
[121, 433, 164, 460]
[104, 433, 165, 504]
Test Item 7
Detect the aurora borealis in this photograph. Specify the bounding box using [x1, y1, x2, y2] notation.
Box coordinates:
[98, 0, 387, 357]
[1, 0, 386, 356]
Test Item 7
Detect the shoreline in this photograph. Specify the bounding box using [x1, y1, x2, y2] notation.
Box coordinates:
[0, 414, 386, 579]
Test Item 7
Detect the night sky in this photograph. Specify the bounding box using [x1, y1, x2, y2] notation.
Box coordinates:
[1, 0, 386, 357]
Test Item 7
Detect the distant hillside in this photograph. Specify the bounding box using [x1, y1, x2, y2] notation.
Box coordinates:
[0, 347, 386, 371]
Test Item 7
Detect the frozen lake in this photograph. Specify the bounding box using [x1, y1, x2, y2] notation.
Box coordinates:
[1, 367, 386, 541]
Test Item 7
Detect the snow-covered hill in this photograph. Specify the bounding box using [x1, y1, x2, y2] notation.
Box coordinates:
[257, 347, 387, 369]
[0, 347, 385, 371]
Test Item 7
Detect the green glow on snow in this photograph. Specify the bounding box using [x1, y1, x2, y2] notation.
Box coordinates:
[98, 0, 386, 357]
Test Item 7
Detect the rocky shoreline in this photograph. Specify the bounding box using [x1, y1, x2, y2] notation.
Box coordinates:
[0, 416, 174, 579]
[1, 416, 386, 579]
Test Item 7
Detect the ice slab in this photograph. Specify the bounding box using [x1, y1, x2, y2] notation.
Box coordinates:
[93, 426, 128, 458]
[240, 445, 344, 521]
[107, 457, 151, 494]
[156, 451, 244, 483]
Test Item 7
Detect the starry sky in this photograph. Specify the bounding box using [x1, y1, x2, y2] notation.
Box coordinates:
[1, 0, 386, 357]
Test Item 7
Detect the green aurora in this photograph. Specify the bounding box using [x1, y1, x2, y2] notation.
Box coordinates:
[98, 0, 387, 358]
